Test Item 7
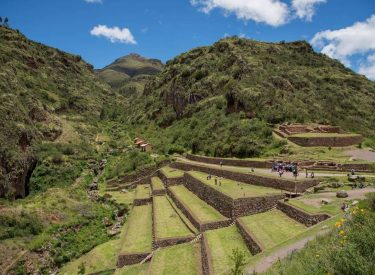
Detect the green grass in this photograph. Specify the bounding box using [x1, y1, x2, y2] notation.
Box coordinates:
[151, 177, 165, 191]
[150, 243, 201, 275]
[59, 238, 120, 274]
[135, 184, 151, 200]
[287, 193, 349, 216]
[153, 196, 194, 239]
[120, 205, 152, 253]
[105, 191, 135, 205]
[169, 185, 226, 222]
[165, 196, 198, 234]
[239, 209, 306, 250]
[290, 133, 360, 138]
[188, 171, 281, 198]
[205, 225, 252, 274]
[160, 166, 184, 178]
[115, 263, 149, 275]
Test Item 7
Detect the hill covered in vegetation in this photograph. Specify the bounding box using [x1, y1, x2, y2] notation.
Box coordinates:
[125, 36, 375, 157]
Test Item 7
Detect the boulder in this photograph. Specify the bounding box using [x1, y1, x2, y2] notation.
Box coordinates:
[336, 191, 349, 198]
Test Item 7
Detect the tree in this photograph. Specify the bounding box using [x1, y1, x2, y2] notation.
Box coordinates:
[230, 248, 248, 275]
[4, 17, 8, 27]
[0, 17, 2, 25]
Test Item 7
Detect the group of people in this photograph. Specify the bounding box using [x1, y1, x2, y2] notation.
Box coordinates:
[206, 174, 223, 186]
[271, 163, 299, 178]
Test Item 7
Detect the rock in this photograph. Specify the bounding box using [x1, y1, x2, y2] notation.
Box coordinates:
[352, 200, 359, 206]
[329, 182, 344, 188]
[321, 199, 330, 205]
[336, 191, 349, 198]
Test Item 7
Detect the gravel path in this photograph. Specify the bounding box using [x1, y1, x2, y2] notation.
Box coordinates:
[346, 149, 375, 162]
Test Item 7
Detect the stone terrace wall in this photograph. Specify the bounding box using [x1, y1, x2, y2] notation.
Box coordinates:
[277, 201, 330, 227]
[184, 173, 234, 218]
[133, 198, 152, 206]
[186, 154, 272, 168]
[339, 163, 373, 172]
[236, 219, 263, 255]
[233, 195, 284, 217]
[288, 135, 363, 147]
[170, 162, 318, 192]
[201, 235, 214, 275]
[158, 170, 185, 187]
[154, 236, 195, 249]
[117, 252, 150, 267]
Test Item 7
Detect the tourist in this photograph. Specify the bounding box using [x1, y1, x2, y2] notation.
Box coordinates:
[311, 172, 315, 178]
[279, 170, 283, 177]
[305, 169, 308, 178]
[351, 169, 355, 175]
[214, 177, 218, 185]
[220, 161, 223, 167]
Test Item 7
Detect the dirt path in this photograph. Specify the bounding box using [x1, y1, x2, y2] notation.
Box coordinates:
[346, 149, 375, 162]
[2, 250, 27, 275]
[246, 229, 330, 274]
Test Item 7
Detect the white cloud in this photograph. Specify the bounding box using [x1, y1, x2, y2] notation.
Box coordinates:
[84, 0, 102, 3]
[292, 0, 326, 21]
[311, 15, 375, 66]
[359, 54, 375, 80]
[90, 25, 136, 44]
[190, 0, 290, 27]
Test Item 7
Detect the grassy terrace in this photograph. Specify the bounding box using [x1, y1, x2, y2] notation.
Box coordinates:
[120, 205, 153, 254]
[160, 166, 184, 178]
[169, 185, 226, 223]
[239, 209, 306, 250]
[188, 171, 281, 198]
[151, 177, 165, 191]
[205, 225, 252, 274]
[286, 193, 347, 216]
[150, 243, 201, 275]
[105, 190, 135, 205]
[290, 133, 360, 138]
[153, 196, 194, 239]
[115, 263, 149, 275]
[135, 184, 151, 200]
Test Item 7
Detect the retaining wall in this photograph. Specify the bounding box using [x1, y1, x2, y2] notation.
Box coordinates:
[117, 252, 150, 267]
[170, 162, 318, 192]
[201, 235, 214, 275]
[186, 154, 272, 168]
[288, 135, 363, 147]
[277, 201, 330, 227]
[158, 170, 185, 187]
[236, 219, 263, 255]
[233, 195, 284, 217]
[133, 197, 152, 206]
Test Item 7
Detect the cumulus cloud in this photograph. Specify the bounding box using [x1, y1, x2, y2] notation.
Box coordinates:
[311, 15, 375, 66]
[190, 0, 290, 27]
[292, 0, 326, 21]
[359, 54, 375, 80]
[90, 25, 136, 44]
[84, 0, 102, 3]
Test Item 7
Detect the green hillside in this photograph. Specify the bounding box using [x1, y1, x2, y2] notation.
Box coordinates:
[97, 53, 164, 93]
[125, 37, 375, 157]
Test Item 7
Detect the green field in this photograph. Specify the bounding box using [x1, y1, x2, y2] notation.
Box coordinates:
[115, 263, 149, 275]
[205, 225, 252, 274]
[153, 196, 194, 239]
[150, 243, 201, 275]
[239, 209, 306, 249]
[287, 194, 347, 216]
[105, 190, 135, 205]
[120, 205, 153, 253]
[160, 166, 184, 178]
[290, 133, 360, 138]
[188, 171, 281, 198]
[151, 177, 165, 191]
[135, 184, 151, 200]
[169, 185, 226, 223]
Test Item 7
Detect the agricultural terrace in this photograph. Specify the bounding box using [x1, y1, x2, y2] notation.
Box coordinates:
[205, 225, 252, 274]
[120, 205, 153, 254]
[150, 243, 201, 275]
[290, 133, 360, 138]
[106, 190, 135, 205]
[239, 209, 306, 250]
[115, 263, 149, 275]
[286, 193, 354, 216]
[153, 196, 194, 239]
[178, 159, 312, 182]
[169, 185, 226, 223]
[151, 177, 165, 191]
[135, 184, 151, 200]
[188, 171, 281, 198]
[160, 166, 184, 178]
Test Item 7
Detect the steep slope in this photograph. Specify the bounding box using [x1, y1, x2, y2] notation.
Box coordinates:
[0, 26, 122, 198]
[126, 37, 375, 157]
[97, 53, 164, 92]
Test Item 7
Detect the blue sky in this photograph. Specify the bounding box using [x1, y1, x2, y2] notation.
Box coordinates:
[1, 0, 375, 79]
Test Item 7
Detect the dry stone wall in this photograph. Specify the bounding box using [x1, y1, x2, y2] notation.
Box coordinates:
[117, 252, 150, 267]
[158, 170, 185, 186]
[288, 135, 363, 147]
[186, 154, 272, 168]
[133, 198, 152, 206]
[233, 195, 284, 217]
[201, 235, 214, 275]
[277, 201, 330, 227]
[170, 162, 318, 192]
[236, 219, 263, 255]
